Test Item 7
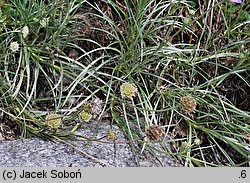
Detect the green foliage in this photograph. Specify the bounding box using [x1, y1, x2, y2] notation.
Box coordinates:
[0, 0, 249, 166]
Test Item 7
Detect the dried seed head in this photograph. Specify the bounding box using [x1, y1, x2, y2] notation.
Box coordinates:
[120, 82, 137, 99]
[180, 95, 197, 113]
[146, 125, 164, 141]
[45, 113, 61, 129]
[88, 98, 103, 119]
[79, 111, 92, 122]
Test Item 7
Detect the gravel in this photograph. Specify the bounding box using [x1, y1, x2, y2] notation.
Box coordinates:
[0, 121, 182, 167]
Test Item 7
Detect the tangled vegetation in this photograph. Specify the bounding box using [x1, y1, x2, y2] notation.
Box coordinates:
[0, 0, 249, 166]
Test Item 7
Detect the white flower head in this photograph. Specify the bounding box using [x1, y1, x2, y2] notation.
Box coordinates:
[120, 82, 137, 99]
[40, 17, 49, 28]
[22, 26, 29, 38]
[188, 9, 196, 16]
[79, 111, 92, 122]
[10, 41, 19, 53]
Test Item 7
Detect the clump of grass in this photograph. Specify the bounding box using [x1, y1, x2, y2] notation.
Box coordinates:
[0, 0, 96, 139]
[85, 0, 250, 166]
[0, 0, 249, 166]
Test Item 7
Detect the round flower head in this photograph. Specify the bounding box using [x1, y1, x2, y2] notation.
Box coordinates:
[106, 129, 116, 139]
[10, 42, 19, 53]
[120, 82, 137, 99]
[45, 113, 62, 129]
[180, 95, 197, 113]
[83, 103, 89, 112]
[194, 137, 201, 146]
[146, 125, 164, 141]
[79, 111, 92, 122]
[22, 26, 29, 38]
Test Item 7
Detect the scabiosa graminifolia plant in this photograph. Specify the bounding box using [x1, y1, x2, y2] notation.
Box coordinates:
[79, 98, 103, 122]
[9, 41, 19, 53]
[45, 113, 62, 129]
[106, 129, 116, 139]
[120, 82, 137, 99]
[180, 95, 197, 114]
[145, 125, 164, 141]
[79, 111, 92, 122]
